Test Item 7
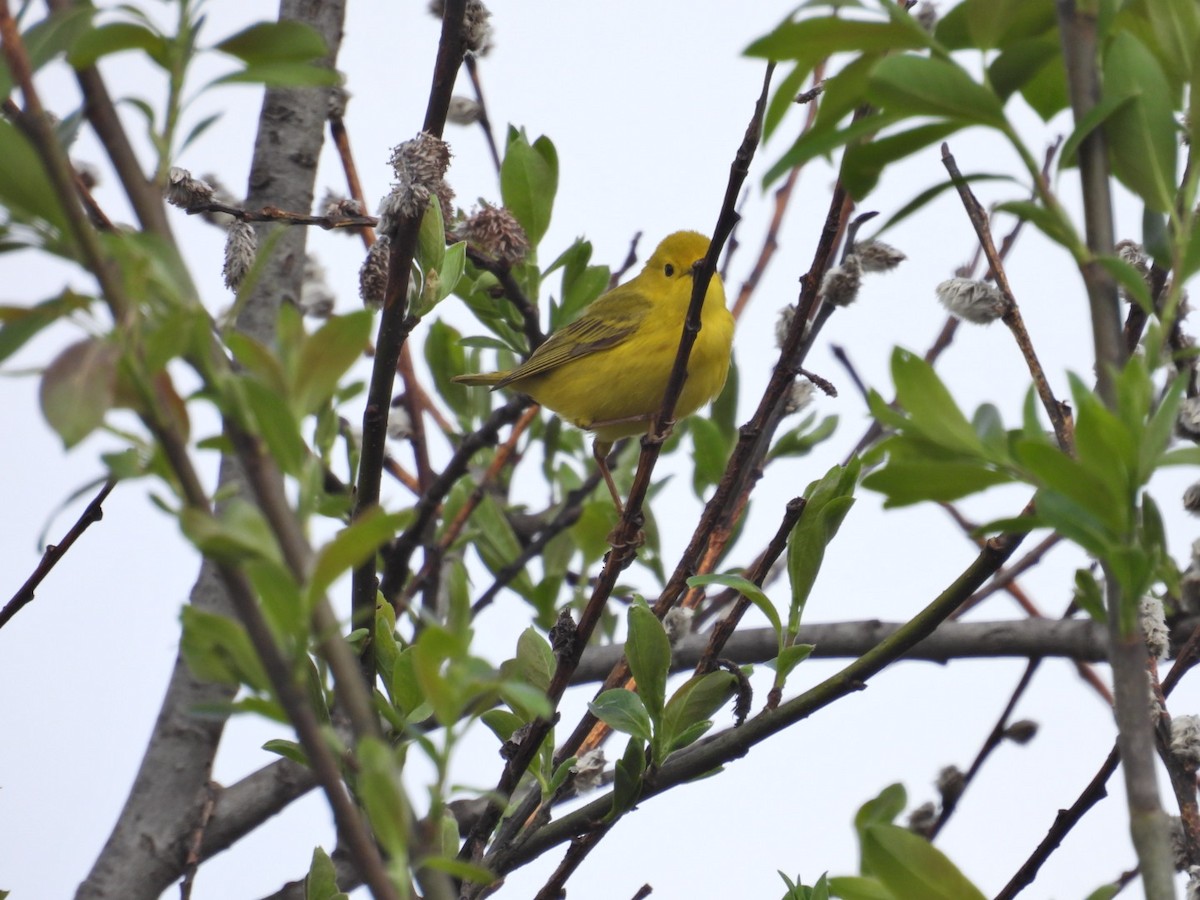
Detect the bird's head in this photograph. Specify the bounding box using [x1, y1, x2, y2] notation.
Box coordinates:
[643, 230, 715, 290]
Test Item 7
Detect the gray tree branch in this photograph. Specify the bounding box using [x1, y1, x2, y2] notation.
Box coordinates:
[76, 2, 348, 896]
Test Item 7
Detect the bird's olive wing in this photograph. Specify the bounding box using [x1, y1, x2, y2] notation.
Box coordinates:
[493, 288, 652, 387]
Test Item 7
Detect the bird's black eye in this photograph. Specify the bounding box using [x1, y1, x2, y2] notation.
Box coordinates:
[664, 263, 675, 277]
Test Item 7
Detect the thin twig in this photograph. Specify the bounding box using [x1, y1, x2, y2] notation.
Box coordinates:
[489, 531, 1028, 879]
[401, 405, 539, 603]
[731, 60, 827, 321]
[0, 478, 115, 631]
[471, 469, 604, 615]
[464, 54, 502, 173]
[941, 144, 1073, 453]
[379, 396, 529, 604]
[465, 245, 545, 349]
[458, 63, 778, 886]
[610, 231, 643, 287]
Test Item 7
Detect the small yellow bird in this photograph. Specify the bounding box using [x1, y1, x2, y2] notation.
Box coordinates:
[453, 231, 735, 513]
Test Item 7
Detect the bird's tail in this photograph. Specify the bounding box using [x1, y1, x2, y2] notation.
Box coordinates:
[451, 371, 508, 388]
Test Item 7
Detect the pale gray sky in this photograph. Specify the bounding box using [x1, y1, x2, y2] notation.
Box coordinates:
[2, 2, 1197, 898]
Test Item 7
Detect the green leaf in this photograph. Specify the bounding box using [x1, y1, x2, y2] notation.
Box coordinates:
[872, 174, 1013, 237]
[762, 109, 903, 187]
[862, 461, 1013, 506]
[746, 17, 929, 60]
[691, 415, 730, 495]
[660, 671, 736, 755]
[1096, 254, 1153, 314]
[935, 0, 1056, 49]
[1072, 568, 1107, 623]
[611, 736, 646, 816]
[305, 846, 349, 900]
[211, 62, 340, 88]
[498, 680, 553, 722]
[827, 875, 896, 900]
[960, 0, 1035, 49]
[500, 129, 558, 247]
[890, 348, 983, 455]
[789, 463, 858, 624]
[843, 121, 966, 200]
[588, 689, 652, 742]
[417, 196, 447, 275]
[763, 61, 811, 141]
[1101, 32, 1179, 212]
[67, 22, 168, 69]
[307, 509, 409, 606]
[245, 559, 305, 645]
[867, 55, 1006, 128]
[227, 331, 289, 394]
[180, 607, 270, 691]
[469, 493, 536, 599]
[626, 604, 671, 723]
[263, 739, 309, 766]
[0, 291, 91, 365]
[993, 200, 1076, 251]
[424, 319, 472, 419]
[1058, 91, 1137, 171]
[180, 500, 283, 567]
[774, 643, 814, 681]
[39, 337, 117, 448]
[862, 825, 985, 900]
[1083, 884, 1120, 900]
[240, 377, 307, 475]
[1017, 52, 1070, 120]
[855, 783, 907, 835]
[688, 572, 782, 637]
[515, 627, 556, 692]
[420, 857, 498, 886]
[439, 241, 467, 301]
[988, 35, 1060, 101]
[214, 20, 329, 64]
[293, 310, 372, 416]
[1141, 0, 1200, 85]
[1, 6, 96, 100]
[0, 119, 71, 241]
[356, 738, 411, 865]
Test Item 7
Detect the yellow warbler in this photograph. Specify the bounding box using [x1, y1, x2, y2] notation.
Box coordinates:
[453, 230, 734, 511]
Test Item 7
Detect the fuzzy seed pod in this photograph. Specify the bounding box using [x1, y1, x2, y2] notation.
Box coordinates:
[936, 277, 1007, 323]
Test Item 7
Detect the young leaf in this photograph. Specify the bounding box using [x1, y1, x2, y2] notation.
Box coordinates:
[1101, 32, 1179, 212]
[861, 824, 986, 900]
[293, 310, 372, 416]
[610, 736, 647, 816]
[688, 572, 783, 638]
[867, 55, 1006, 128]
[588, 689, 653, 742]
[180, 607, 270, 691]
[306, 509, 409, 606]
[0, 291, 92, 365]
[514, 627, 556, 692]
[356, 738, 411, 865]
[660, 671, 736, 756]
[500, 129, 557, 247]
[625, 604, 671, 723]
[214, 20, 329, 64]
[304, 847, 349, 900]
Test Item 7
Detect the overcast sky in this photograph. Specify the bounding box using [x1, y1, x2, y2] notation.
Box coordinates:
[2, 2, 1198, 898]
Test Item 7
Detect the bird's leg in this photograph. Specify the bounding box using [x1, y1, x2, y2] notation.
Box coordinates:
[592, 440, 624, 516]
